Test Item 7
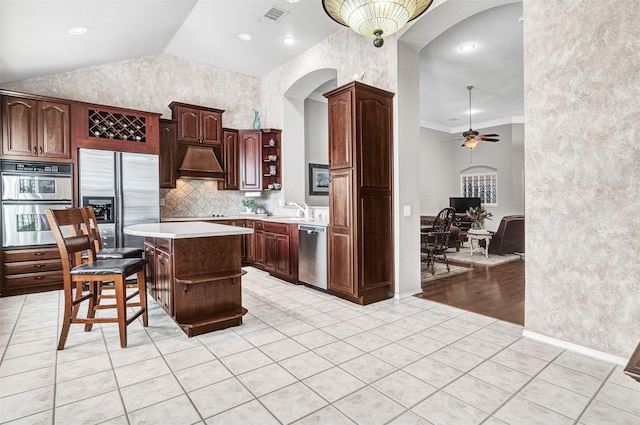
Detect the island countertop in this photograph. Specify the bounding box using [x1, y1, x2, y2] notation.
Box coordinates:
[124, 221, 253, 239]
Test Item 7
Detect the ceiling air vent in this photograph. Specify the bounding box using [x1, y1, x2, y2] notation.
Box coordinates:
[263, 6, 288, 22]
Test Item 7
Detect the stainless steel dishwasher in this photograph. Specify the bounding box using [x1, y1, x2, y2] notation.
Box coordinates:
[298, 224, 328, 291]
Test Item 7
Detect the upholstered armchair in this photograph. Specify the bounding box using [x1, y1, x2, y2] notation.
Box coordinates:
[488, 215, 525, 255]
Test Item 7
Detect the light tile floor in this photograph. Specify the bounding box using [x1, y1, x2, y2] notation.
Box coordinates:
[1, 267, 638, 425]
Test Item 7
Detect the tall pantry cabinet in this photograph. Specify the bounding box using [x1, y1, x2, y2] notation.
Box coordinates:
[323, 81, 394, 305]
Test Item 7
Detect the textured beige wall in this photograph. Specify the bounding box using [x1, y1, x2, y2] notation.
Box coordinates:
[0, 54, 282, 217]
[1, 54, 260, 127]
[523, 0, 640, 357]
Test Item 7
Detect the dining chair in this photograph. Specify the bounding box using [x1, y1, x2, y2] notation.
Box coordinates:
[421, 207, 456, 275]
[46, 207, 148, 349]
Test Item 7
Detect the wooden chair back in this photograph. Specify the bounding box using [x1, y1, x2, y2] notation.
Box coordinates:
[80, 206, 104, 252]
[45, 208, 95, 275]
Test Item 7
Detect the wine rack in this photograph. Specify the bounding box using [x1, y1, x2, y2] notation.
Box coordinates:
[88, 109, 147, 142]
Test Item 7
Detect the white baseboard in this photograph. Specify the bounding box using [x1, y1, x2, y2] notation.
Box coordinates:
[522, 330, 628, 366]
[394, 290, 423, 300]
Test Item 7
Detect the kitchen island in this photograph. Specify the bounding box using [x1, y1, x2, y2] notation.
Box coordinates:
[125, 222, 253, 337]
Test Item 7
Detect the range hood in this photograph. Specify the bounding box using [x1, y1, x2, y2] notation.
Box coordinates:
[177, 145, 225, 180]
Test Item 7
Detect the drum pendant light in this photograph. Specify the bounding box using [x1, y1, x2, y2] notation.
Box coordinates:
[322, 0, 434, 47]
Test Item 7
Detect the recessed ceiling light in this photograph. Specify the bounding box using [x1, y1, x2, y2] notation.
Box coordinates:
[459, 43, 476, 52]
[285, 0, 300, 3]
[68, 27, 88, 35]
[238, 33, 253, 41]
[281, 36, 296, 45]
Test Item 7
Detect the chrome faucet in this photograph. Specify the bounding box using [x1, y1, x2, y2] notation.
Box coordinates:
[288, 201, 310, 219]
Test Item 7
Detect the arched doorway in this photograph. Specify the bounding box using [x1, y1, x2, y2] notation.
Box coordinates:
[395, 0, 523, 316]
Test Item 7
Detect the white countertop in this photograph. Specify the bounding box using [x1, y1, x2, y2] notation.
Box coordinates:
[124, 222, 253, 239]
[162, 216, 329, 227]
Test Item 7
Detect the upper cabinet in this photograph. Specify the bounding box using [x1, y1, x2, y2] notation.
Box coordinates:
[159, 119, 177, 189]
[1, 94, 70, 160]
[219, 128, 239, 190]
[70, 103, 161, 155]
[169, 102, 224, 146]
[238, 130, 261, 190]
[238, 129, 282, 191]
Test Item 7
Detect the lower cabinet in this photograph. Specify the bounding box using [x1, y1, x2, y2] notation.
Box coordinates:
[262, 222, 298, 282]
[144, 240, 173, 315]
[143, 234, 246, 337]
[1, 247, 64, 296]
[214, 219, 248, 263]
[155, 247, 173, 313]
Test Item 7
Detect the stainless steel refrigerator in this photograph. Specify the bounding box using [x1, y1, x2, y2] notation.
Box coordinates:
[79, 148, 159, 249]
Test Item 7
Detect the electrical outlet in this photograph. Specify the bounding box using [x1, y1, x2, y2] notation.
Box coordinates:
[278, 198, 284, 207]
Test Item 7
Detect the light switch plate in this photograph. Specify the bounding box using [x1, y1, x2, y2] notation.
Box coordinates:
[403, 205, 411, 216]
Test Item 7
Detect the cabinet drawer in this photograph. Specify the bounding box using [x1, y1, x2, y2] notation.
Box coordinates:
[4, 270, 63, 289]
[254, 221, 263, 230]
[5, 259, 62, 275]
[263, 222, 289, 234]
[4, 247, 61, 262]
[156, 238, 172, 251]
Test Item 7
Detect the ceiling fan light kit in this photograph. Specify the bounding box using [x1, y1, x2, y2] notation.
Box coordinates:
[322, 0, 434, 48]
[461, 85, 500, 149]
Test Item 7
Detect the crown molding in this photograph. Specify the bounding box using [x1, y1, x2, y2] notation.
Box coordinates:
[421, 116, 525, 133]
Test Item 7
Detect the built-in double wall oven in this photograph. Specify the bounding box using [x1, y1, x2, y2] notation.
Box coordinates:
[1, 160, 73, 248]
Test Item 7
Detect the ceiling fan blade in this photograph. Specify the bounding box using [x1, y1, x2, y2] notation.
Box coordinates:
[440, 138, 464, 143]
[482, 134, 499, 137]
[481, 138, 499, 142]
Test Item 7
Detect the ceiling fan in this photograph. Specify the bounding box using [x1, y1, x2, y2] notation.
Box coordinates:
[444, 86, 500, 149]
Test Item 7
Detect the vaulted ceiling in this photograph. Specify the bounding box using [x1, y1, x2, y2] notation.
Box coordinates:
[0, 0, 523, 131]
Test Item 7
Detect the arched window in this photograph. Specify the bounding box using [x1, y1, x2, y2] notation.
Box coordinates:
[460, 170, 497, 206]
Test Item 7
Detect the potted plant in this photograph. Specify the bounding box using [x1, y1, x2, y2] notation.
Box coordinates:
[242, 198, 256, 213]
[466, 206, 492, 230]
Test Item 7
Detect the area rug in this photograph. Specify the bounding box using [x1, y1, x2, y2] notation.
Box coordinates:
[445, 249, 522, 267]
[421, 262, 472, 283]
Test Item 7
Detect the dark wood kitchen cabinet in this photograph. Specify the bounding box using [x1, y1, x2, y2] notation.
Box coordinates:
[159, 119, 177, 188]
[324, 81, 394, 305]
[218, 128, 239, 190]
[262, 222, 298, 283]
[70, 102, 160, 155]
[238, 130, 262, 190]
[142, 232, 247, 337]
[238, 129, 282, 191]
[169, 102, 224, 146]
[214, 219, 248, 263]
[1, 247, 64, 296]
[144, 240, 173, 315]
[144, 242, 157, 296]
[248, 220, 265, 267]
[1, 94, 70, 160]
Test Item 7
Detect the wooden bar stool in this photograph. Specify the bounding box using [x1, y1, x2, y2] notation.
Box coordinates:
[78, 206, 143, 306]
[81, 206, 143, 260]
[46, 207, 148, 349]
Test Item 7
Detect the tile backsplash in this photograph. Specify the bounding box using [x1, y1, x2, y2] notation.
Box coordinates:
[161, 178, 329, 222]
[161, 179, 284, 218]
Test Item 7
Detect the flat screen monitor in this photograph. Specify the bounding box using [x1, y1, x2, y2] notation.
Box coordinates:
[449, 197, 481, 214]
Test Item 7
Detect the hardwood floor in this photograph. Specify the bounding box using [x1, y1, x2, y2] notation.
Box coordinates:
[415, 259, 525, 325]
